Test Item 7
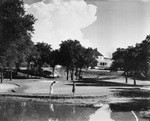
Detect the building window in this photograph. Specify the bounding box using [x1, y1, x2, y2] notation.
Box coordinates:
[100, 62, 107, 66]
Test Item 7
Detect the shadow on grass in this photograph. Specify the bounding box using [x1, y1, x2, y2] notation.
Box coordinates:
[16, 70, 60, 79]
[10, 76, 59, 79]
[12, 76, 40, 79]
[68, 77, 135, 87]
[74, 76, 150, 87]
[112, 88, 150, 98]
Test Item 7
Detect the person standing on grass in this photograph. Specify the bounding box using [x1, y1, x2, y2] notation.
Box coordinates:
[50, 81, 56, 95]
[72, 81, 76, 96]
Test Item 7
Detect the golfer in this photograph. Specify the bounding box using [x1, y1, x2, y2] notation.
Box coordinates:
[50, 81, 56, 94]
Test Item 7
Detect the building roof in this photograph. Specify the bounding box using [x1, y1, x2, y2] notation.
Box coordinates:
[93, 49, 103, 56]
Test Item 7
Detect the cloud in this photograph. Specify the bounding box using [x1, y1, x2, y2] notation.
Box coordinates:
[25, 0, 97, 49]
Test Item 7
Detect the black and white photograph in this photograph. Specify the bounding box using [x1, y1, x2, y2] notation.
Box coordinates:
[0, 0, 150, 120]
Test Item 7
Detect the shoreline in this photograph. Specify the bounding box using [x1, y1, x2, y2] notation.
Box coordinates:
[0, 93, 107, 106]
[1, 92, 149, 108]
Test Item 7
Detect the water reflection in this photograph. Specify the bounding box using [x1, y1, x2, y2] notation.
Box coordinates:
[110, 101, 150, 121]
[0, 100, 98, 121]
[0, 100, 149, 121]
[89, 104, 114, 121]
[89, 103, 150, 121]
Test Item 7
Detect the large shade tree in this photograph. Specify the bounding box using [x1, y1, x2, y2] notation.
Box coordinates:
[135, 35, 150, 80]
[0, 0, 36, 82]
[25, 45, 40, 77]
[111, 47, 134, 83]
[59, 39, 82, 80]
[34, 42, 52, 76]
[111, 35, 150, 85]
[59, 39, 98, 81]
[111, 46, 139, 85]
[84, 48, 99, 69]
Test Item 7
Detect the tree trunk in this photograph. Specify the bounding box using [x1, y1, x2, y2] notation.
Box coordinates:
[70, 69, 74, 81]
[134, 77, 136, 85]
[52, 66, 55, 78]
[66, 67, 69, 80]
[145, 61, 149, 80]
[1, 67, 3, 83]
[125, 71, 128, 83]
[38, 65, 42, 79]
[75, 68, 78, 80]
[70, 70, 72, 81]
[16, 62, 21, 71]
[86, 66, 88, 70]
[133, 71, 136, 85]
[27, 62, 30, 78]
[79, 68, 82, 81]
[10, 67, 12, 81]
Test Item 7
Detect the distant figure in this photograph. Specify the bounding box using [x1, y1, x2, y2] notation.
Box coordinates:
[50, 81, 56, 94]
[72, 81, 76, 96]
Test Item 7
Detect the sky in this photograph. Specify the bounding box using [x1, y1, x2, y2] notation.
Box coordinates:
[24, 0, 150, 57]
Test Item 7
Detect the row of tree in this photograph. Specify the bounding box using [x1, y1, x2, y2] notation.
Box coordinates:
[111, 35, 150, 85]
[25, 40, 99, 81]
[0, 0, 99, 82]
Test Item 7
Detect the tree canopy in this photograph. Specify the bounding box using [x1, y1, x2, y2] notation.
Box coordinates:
[59, 39, 98, 80]
[111, 35, 150, 85]
[0, 0, 36, 82]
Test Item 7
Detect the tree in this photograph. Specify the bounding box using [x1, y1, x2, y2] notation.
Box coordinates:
[25, 45, 40, 77]
[74, 46, 86, 79]
[126, 46, 138, 85]
[48, 49, 60, 77]
[59, 39, 99, 81]
[84, 48, 98, 69]
[135, 35, 150, 80]
[59, 39, 82, 81]
[111, 48, 126, 82]
[111, 35, 150, 85]
[35, 42, 52, 76]
[111, 47, 136, 84]
[0, 0, 36, 82]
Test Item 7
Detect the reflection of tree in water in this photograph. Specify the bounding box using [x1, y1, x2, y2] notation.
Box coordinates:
[52, 104, 97, 121]
[0, 101, 51, 121]
[0, 100, 98, 121]
[0, 101, 23, 121]
[110, 100, 150, 121]
[110, 100, 150, 111]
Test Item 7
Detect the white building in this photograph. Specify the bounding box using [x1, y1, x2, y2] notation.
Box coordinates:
[96, 55, 113, 69]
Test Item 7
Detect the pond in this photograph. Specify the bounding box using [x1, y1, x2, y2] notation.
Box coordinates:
[0, 99, 149, 121]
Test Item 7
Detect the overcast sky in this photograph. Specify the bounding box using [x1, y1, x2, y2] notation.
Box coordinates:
[24, 0, 150, 57]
